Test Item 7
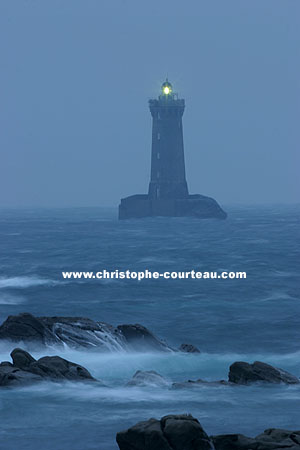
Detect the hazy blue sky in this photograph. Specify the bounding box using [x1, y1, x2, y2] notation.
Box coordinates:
[0, 1, 299, 207]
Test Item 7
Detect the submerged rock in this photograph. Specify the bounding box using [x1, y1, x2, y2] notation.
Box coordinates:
[229, 361, 300, 385]
[0, 313, 172, 352]
[116, 414, 214, 450]
[0, 348, 97, 387]
[126, 370, 169, 387]
[179, 343, 201, 353]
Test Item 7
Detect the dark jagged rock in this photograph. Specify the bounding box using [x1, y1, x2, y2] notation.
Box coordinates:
[116, 415, 300, 450]
[116, 414, 214, 450]
[126, 370, 169, 387]
[212, 434, 257, 450]
[11, 348, 35, 368]
[117, 324, 173, 352]
[172, 379, 229, 389]
[229, 361, 300, 385]
[0, 313, 172, 352]
[179, 343, 201, 353]
[256, 428, 300, 447]
[0, 313, 61, 346]
[173, 361, 299, 389]
[0, 348, 97, 387]
[212, 428, 300, 449]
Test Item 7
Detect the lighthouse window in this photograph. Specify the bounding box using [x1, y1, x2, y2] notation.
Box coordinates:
[157, 152, 160, 159]
[157, 133, 160, 140]
[158, 112, 161, 120]
[157, 171, 160, 179]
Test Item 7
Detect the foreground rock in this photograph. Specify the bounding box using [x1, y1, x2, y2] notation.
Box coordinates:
[126, 370, 169, 387]
[0, 313, 172, 352]
[179, 343, 200, 353]
[0, 348, 97, 387]
[229, 361, 300, 385]
[116, 414, 300, 450]
[116, 414, 214, 450]
[212, 428, 300, 449]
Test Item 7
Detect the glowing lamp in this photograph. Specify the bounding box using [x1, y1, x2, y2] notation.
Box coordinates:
[161, 79, 173, 96]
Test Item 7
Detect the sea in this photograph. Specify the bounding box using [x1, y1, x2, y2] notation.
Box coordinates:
[0, 205, 299, 450]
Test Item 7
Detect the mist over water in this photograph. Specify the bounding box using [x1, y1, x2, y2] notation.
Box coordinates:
[0, 206, 300, 449]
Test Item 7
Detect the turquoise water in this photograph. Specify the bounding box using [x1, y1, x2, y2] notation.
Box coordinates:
[0, 206, 299, 449]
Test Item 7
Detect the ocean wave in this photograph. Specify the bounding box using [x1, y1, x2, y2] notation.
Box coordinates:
[0, 276, 58, 289]
[0, 293, 26, 304]
[138, 257, 175, 264]
[259, 291, 298, 302]
[272, 270, 297, 278]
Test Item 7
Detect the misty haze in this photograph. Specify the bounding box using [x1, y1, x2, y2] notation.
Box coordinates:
[0, 1, 299, 208]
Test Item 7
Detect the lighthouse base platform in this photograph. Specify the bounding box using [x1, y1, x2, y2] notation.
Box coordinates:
[118, 194, 227, 220]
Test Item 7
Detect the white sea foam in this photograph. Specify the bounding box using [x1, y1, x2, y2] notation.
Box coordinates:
[0, 276, 58, 289]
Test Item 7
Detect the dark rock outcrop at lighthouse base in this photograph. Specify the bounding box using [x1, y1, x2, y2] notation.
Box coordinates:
[119, 194, 227, 220]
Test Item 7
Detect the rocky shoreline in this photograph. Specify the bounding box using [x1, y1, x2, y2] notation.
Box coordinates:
[1, 312, 299, 449]
[0, 313, 299, 389]
[116, 414, 300, 450]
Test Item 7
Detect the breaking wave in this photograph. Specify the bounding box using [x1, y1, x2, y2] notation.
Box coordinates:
[0, 276, 58, 289]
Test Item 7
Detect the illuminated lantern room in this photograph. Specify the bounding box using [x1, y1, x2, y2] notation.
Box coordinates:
[161, 79, 173, 96]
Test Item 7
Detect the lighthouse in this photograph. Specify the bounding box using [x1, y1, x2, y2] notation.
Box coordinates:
[119, 79, 226, 220]
[148, 79, 188, 201]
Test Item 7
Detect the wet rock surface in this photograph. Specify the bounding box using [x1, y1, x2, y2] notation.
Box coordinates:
[229, 361, 300, 385]
[0, 313, 172, 352]
[0, 348, 97, 387]
[0, 313, 62, 347]
[179, 343, 201, 353]
[212, 428, 300, 449]
[116, 414, 214, 450]
[116, 414, 300, 450]
[117, 323, 173, 352]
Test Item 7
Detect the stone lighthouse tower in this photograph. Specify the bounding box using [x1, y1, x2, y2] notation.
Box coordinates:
[148, 79, 188, 201]
[119, 79, 226, 220]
